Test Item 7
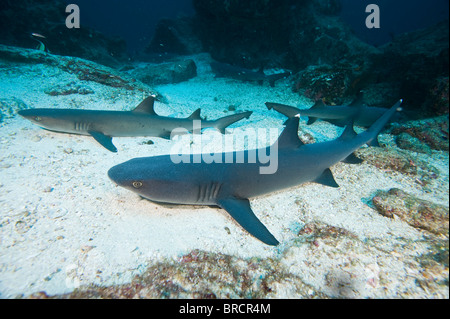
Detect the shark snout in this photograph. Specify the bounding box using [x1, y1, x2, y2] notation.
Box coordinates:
[107, 165, 125, 185]
[17, 109, 35, 119]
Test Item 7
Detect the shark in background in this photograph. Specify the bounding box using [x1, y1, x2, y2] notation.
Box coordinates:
[210, 61, 291, 87]
[108, 98, 402, 246]
[18, 96, 252, 152]
[266, 92, 401, 127]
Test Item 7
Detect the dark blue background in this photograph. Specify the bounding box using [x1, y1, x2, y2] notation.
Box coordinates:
[64, 0, 194, 53]
[64, 0, 449, 52]
[340, 0, 449, 46]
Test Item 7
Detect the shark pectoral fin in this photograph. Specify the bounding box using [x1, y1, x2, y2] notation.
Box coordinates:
[342, 152, 363, 164]
[217, 198, 279, 246]
[314, 168, 339, 188]
[88, 130, 117, 152]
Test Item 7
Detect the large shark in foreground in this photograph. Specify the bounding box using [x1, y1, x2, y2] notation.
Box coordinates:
[18, 96, 252, 152]
[108, 99, 402, 246]
[266, 92, 398, 127]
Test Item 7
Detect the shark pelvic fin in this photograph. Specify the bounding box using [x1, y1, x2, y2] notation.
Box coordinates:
[88, 130, 117, 152]
[314, 168, 339, 188]
[133, 96, 157, 115]
[218, 197, 279, 246]
[188, 108, 202, 120]
[277, 117, 304, 149]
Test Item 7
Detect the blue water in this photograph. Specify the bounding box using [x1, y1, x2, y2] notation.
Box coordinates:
[63, 0, 195, 53]
[340, 0, 450, 46]
[64, 0, 449, 52]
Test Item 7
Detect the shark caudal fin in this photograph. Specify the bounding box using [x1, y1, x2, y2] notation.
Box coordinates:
[267, 71, 291, 87]
[363, 99, 403, 146]
[265, 102, 301, 119]
[213, 111, 253, 134]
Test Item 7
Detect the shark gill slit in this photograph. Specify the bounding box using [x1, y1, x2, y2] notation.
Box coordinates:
[197, 182, 222, 203]
[74, 122, 91, 132]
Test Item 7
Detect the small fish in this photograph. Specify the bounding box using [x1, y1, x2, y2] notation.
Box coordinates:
[31, 33, 47, 39]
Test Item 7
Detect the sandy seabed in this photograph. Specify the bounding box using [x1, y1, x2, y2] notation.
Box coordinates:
[0, 53, 448, 298]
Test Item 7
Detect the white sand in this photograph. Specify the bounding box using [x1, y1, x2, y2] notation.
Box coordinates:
[0, 53, 448, 298]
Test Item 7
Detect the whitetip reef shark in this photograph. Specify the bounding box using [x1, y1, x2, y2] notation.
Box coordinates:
[211, 61, 291, 87]
[108, 99, 402, 246]
[266, 92, 398, 127]
[18, 96, 252, 152]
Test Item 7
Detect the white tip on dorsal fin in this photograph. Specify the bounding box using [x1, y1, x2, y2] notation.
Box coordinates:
[277, 116, 304, 149]
[133, 95, 157, 115]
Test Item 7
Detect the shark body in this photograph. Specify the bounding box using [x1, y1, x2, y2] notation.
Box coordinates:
[108, 99, 402, 245]
[210, 61, 291, 87]
[266, 93, 395, 127]
[18, 96, 252, 152]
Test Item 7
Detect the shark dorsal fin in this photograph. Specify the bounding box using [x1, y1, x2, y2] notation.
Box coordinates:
[311, 99, 326, 109]
[188, 108, 202, 120]
[133, 96, 157, 115]
[349, 91, 365, 107]
[339, 122, 357, 141]
[276, 116, 304, 149]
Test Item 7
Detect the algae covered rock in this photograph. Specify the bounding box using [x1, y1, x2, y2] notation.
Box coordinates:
[356, 147, 439, 186]
[129, 59, 197, 86]
[0, 98, 27, 124]
[372, 188, 449, 235]
[388, 116, 449, 153]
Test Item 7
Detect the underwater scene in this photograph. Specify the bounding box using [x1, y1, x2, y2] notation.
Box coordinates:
[0, 0, 448, 300]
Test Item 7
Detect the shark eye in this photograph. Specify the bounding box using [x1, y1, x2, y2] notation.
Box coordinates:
[132, 181, 143, 189]
[34, 116, 42, 121]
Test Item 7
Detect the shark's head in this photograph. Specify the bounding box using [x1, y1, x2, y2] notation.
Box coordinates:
[108, 157, 194, 204]
[18, 108, 83, 132]
[18, 109, 64, 129]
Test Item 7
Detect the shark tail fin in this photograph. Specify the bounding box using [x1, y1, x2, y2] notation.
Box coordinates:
[267, 71, 291, 87]
[265, 102, 300, 118]
[213, 111, 253, 134]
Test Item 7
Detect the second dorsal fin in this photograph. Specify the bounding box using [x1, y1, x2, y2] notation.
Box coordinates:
[132, 96, 157, 115]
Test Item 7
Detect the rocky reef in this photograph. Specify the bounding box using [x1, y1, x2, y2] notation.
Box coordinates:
[0, 0, 127, 67]
[144, 0, 448, 116]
